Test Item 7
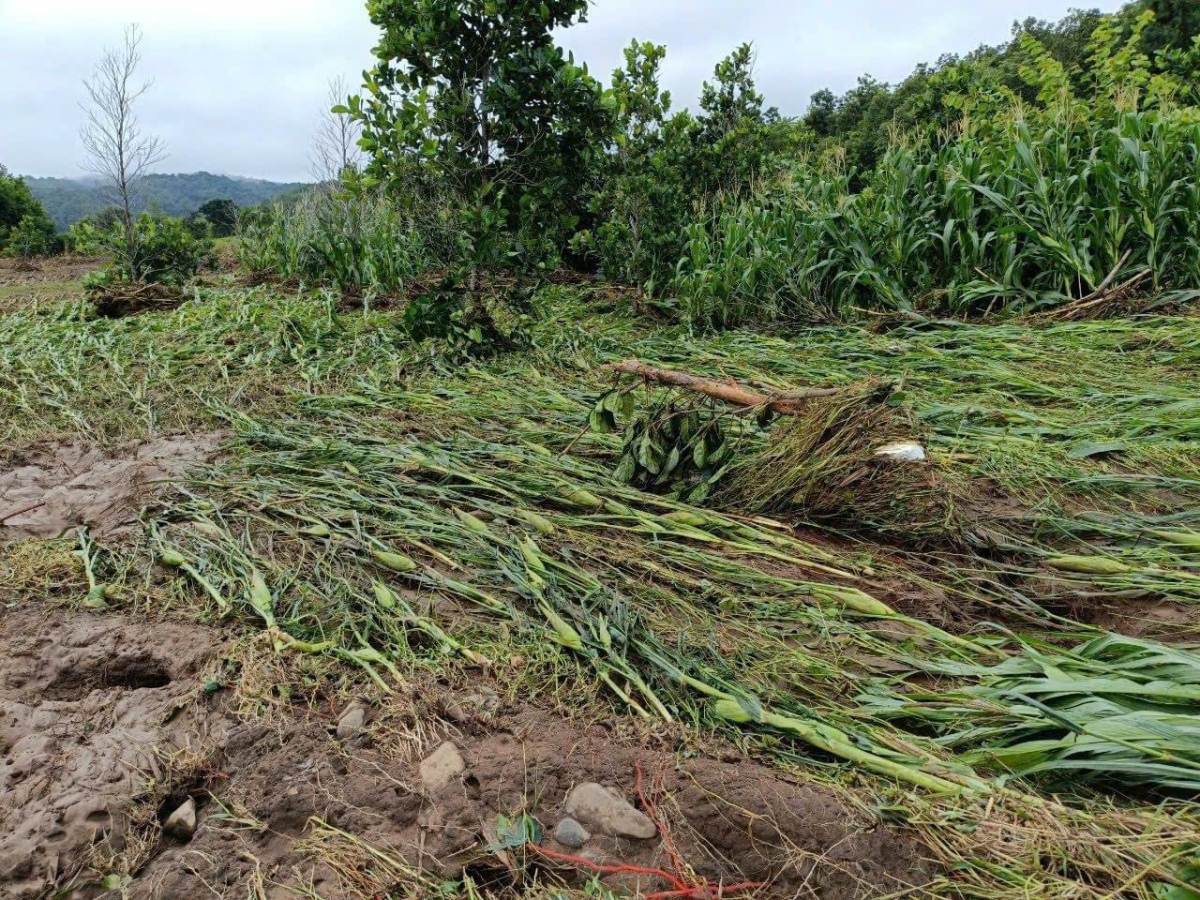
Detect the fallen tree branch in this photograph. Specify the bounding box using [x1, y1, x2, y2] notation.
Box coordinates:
[603, 359, 839, 415]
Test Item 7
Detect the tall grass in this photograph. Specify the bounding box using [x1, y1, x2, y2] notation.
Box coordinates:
[672, 108, 1200, 326]
[237, 189, 439, 296]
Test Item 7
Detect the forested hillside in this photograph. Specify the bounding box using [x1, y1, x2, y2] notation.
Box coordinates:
[25, 172, 307, 230]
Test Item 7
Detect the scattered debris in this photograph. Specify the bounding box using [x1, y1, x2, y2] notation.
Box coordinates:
[604, 358, 840, 416]
[90, 281, 189, 318]
[336, 702, 367, 740]
[874, 440, 928, 462]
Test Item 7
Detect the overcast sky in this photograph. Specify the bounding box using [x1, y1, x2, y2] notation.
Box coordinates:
[0, 0, 1123, 183]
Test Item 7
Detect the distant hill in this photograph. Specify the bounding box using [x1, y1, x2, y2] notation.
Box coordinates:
[25, 172, 310, 230]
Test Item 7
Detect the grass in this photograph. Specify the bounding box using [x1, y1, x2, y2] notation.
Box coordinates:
[3, 277, 1200, 898]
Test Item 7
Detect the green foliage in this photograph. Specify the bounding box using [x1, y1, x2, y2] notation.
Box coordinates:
[610, 397, 738, 503]
[355, 0, 614, 267]
[190, 199, 239, 238]
[576, 41, 695, 287]
[403, 279, 534, 361]
[4, 213, 62, 259]
[1, 165, 60, 256]
[71, 213, 214, 286]
[578, 42, 790, 291]
[237, 190, 437, 295]
[25, 172, 307, 231]
[670, 15, 1200, 326]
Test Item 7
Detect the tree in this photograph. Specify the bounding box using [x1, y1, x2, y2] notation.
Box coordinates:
[353, 0, 613, 267]
[80, 24, 166, 281]
[192, 198, 239, 237]
[583, 40, 695, 285]
[0, 166, 59, 256]
[694, 44, 780, 196]
[312, 76, 363, 183]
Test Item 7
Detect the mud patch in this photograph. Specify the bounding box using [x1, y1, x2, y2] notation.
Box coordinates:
[0, 607, 928, 899]
[129, 710, 928, 900]
[0, 433, 223, 541]
[0, 606, 223, 900]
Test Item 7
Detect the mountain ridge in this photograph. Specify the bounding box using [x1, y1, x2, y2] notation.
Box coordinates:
[24, 171, 309, 230]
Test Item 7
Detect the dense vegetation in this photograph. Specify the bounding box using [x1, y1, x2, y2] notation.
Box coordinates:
[0, 164, 60, 257]
[236, 0, 1200, 331]
[4, 3, 1200, 899]
[25, 171, 307, 230]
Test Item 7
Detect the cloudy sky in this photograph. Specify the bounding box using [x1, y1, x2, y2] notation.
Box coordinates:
[1, 0, 1122, 183]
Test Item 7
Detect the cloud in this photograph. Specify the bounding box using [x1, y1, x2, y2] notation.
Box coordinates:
[0, 0, 1123, 182]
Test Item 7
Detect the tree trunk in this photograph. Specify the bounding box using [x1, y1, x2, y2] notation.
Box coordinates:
[602, 359, 840, 415]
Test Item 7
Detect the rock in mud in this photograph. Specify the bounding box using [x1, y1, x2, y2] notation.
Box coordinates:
[553, 817, 591, 848]
[564, 783, 657, 840]
[419, 742, 465, 792]
[336, 703, 367, 740]
[163, 798, 197, 840]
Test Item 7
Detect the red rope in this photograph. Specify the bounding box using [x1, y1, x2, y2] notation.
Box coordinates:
[527, 842, 689, 890]
[527, 763, 764, 900]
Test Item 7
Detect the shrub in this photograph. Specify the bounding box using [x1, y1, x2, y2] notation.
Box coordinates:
[4, 213, 62, 259]
[71, 213, 214, 286]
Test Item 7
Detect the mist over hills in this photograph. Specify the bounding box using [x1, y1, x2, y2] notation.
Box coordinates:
[25, 172, 309, 230]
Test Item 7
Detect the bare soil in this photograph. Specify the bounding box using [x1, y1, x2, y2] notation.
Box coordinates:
[0, 434, 223, 542]
[0, 606, 931, 900]
[0, 255, 102, 289]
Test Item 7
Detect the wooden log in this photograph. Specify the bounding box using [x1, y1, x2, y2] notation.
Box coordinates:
[602, 359, 839, 416]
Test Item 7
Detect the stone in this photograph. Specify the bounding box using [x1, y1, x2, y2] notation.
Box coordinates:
[163, 798, 197, 840]
[419, 742, 465, 792]
[336, 703, 367, 740]
[553, 817, 591, 848]
[564, 783, 656, 840]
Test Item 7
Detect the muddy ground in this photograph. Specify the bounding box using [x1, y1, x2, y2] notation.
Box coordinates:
[0, 605, 930, 899]
[0, 434, 223, 543]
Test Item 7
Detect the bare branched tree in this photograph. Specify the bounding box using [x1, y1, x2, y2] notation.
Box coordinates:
[311, 76, 363, 183]
[80, 24, 166, 280]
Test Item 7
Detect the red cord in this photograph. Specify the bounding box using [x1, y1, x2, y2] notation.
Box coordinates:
[528, 842, 689, 889]
[527, 763, 763, 900]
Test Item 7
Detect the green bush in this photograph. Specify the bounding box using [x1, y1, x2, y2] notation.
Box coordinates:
[4, 213, 62, 259]
[71, 213, 214, 286]
[0, 166, 61, 257]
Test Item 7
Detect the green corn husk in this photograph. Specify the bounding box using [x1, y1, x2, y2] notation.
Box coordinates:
[247, 569, 278, 629]
[713, 699, 972, 794]
[540, 602, 585, 651]
[373, 549, 419, 573]
[559, 487, 604, 510]
[512, 508, 555, 535]
[455, 509, 491, 535]
[1151, 530, 1200, 549]
[1046, 555, 1136, 575]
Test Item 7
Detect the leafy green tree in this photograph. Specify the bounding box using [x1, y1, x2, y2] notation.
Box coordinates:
[72, 212, 213, 286]
[351, 0, 614, 269]
[581, 40, 695, 286]
[694, 44, 781, 196]
[192, 198, 239, 237]
[1, 166, 60, 256]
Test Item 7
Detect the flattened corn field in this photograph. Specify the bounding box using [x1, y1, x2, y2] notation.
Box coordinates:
[2, 259, 1200, 899]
